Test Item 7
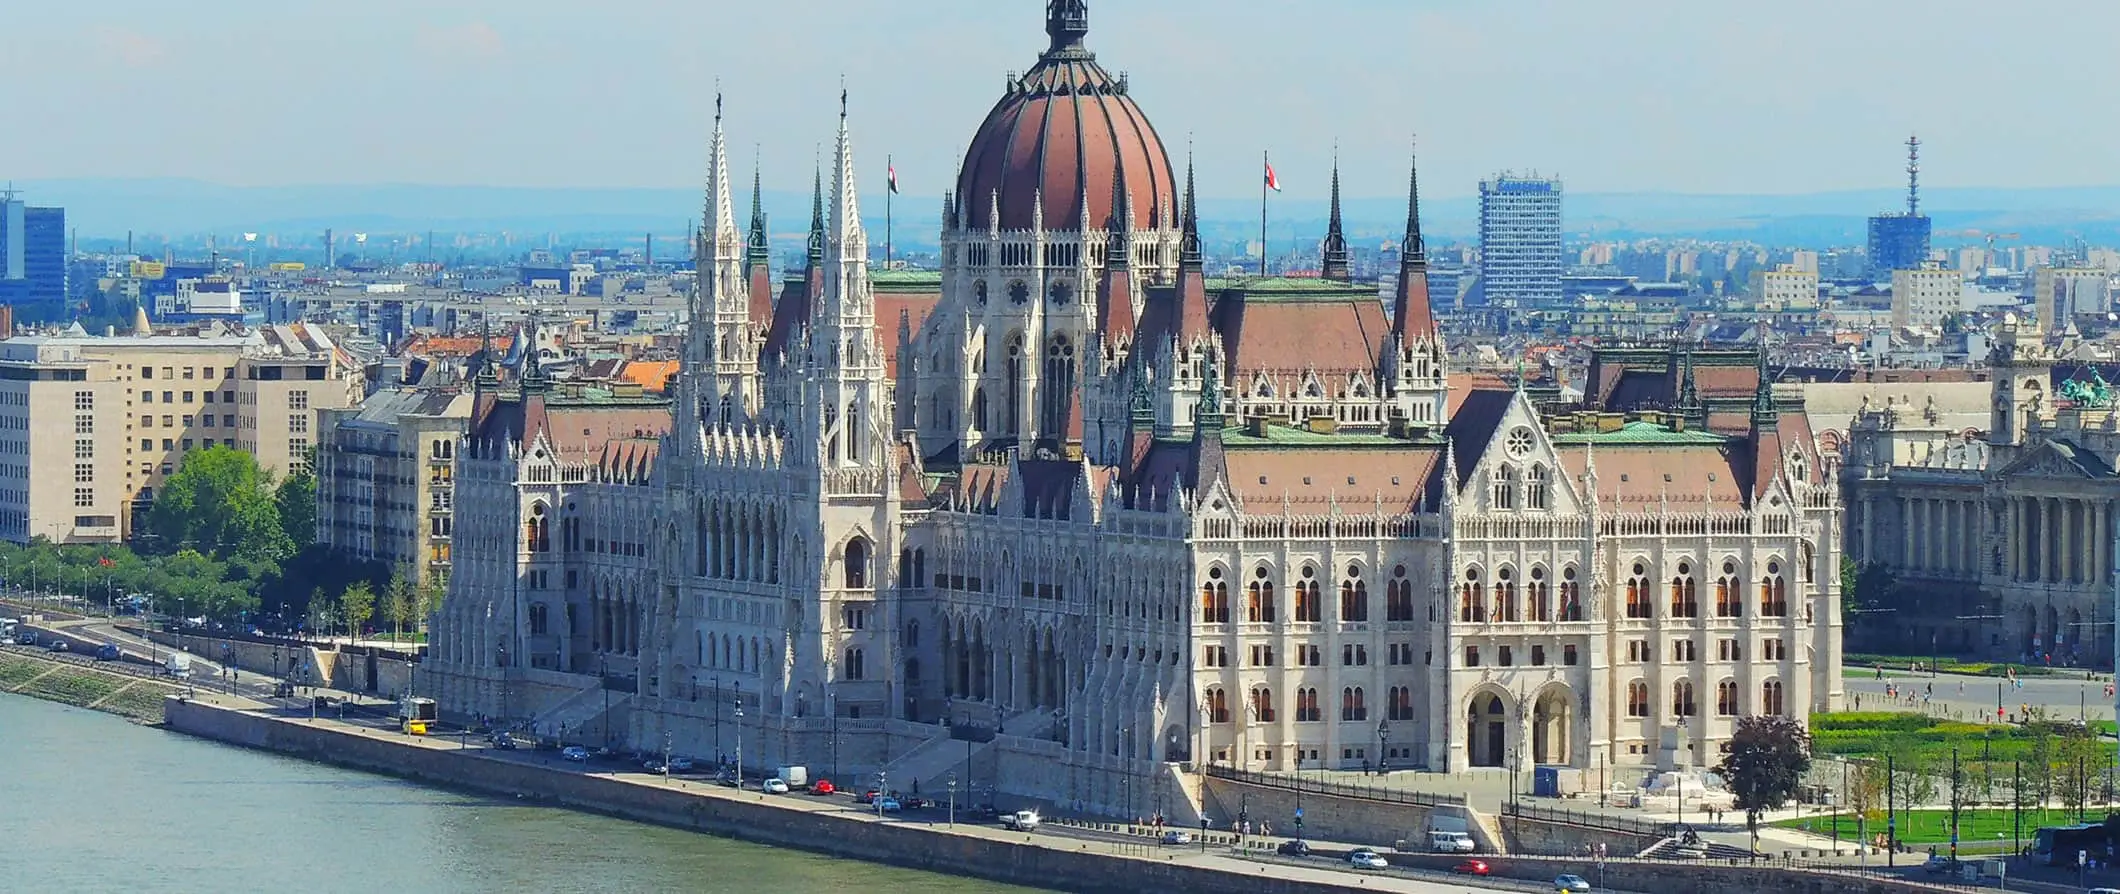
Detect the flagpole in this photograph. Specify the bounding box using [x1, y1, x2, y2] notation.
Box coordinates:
[885, 154, 894, 269]
[1260, 150, 1270, 277]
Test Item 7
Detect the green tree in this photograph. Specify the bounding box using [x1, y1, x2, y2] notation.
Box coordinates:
[341, 580, 376, 640]
[2055, 729, 2102, 817]
[385, 565, 415, 644]
[275, 470, 316, 553]
[1716, 715, 1813, 851]
[304, 586, 330, 638]
[147, 446, 291, 560]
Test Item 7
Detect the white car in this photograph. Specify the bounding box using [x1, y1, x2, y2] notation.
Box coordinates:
[1348, 850, 1389, 870]
[763, 777, 791, 794]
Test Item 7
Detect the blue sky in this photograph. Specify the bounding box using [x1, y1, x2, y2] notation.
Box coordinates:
[5, 0, 2115, 201]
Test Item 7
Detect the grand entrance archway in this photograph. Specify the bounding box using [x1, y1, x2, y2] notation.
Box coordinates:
[1466, 693, 1508, 768]
[1532, 687, 1572, 765]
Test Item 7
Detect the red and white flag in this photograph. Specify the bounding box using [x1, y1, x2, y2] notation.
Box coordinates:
[1264, 161, 1282, 192]
[888, 160, 900, 195]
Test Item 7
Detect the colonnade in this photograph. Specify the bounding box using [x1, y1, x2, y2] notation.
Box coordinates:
[1901, 495, 1981, 576]
[2003, 495, 2111, 586]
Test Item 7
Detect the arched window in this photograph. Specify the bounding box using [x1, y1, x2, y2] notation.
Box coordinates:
[1206, 687, 1229, 723]
[1247, 566, 1277, 623]
[526, 503, 550, 552]
[1250, 686, 1277, 723]
[1625, 562, 1651, 618]
[1340, 686, 1368, 721]
[1526, 464, 1549, 510]
[1528, 566, 1550, 622]
[971, 387, 988, 432]
[1491, 465, 1517, 510]
[1672, 680, 1697, 717]
[1387, 565, 1415, 622]
[1716, 679, 1739, 716]
[1004, 333, 1024, 435]
[1460, 567, 1485, 623]
[1200, 567, 1230, 624]
[1715, 560, 1740, 617]
[1670, 561, 1698, 618]
[1389, 686, 1415, 721]
[1494, 567, 1519, 622]
[1761, 560, 1788, 617]
[1295, 688, 1321, 722]
[1627, 680, 1650, 717]
[1294, 565, 1321, 622]
[1762, 679, 1785, 716]
[1041, 336, 1077, 436]
[845, 647, 866, 681]
[1339, 565, 1368, 622]
[843, 538, 870, 589]
[1561, 566, 1583, 621]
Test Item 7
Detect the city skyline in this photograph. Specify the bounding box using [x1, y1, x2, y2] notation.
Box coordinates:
[6, 0, 2118, 202]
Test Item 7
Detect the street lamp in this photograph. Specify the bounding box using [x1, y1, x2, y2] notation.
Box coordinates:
[734, 697, 745, 790]
[1377, 717, 1392, 776]
[947, 773, 957, 828]
[712, 676, 722, 763]
[1293, 751, 1305, 841]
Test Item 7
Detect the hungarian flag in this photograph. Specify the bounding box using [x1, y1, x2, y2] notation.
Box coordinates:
[888, 161, 899, 195]
[1264, 161, 1282, 192]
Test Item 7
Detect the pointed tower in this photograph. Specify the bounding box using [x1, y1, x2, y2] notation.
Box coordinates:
[808, 92, 887, 473]
[1320, 153, 1351, 282]
[688, 92, 753, 431]
[745, 160, 776, 329]
[805, 163, 828, 304]
[1676, 348, 1705, 429]
[1382, 144, 1449, 430]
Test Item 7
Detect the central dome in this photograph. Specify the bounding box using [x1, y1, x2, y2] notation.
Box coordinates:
[955, 2, 1178, 234]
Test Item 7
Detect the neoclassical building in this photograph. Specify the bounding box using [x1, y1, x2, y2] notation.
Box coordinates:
[424, 1, 1843, 812]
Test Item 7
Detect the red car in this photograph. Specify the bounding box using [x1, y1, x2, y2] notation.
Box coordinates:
[1452, 859, 1490, 876]
[810, 780, 836, 795]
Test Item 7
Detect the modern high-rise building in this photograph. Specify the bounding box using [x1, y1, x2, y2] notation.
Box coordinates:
[0, 199, 67, 311]
[1477, 175, 1563, 307]
[1866, 136, 1931, 279]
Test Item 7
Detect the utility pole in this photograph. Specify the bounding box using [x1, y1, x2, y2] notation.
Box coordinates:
[1887, 752, 1896, 867]
[1950, 747, 1961, 863]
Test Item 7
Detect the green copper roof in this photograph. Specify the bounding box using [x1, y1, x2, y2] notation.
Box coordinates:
[1548, 421, 1730, 446]
[872, 269, 942, 293]
[1214, 422, 1436, 448]
[1204, 276, 1377, 301]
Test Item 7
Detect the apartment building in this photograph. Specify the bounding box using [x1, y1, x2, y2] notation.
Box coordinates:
[0, 324, 360, 544]
[315, 383, 472, 583]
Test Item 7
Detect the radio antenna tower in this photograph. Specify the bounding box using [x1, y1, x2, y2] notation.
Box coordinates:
[1905, 134, 1921, 217]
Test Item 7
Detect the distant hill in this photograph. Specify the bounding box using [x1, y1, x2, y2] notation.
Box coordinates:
[19, 178, 2120, 250]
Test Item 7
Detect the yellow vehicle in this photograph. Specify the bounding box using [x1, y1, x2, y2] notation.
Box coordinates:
[398, 696, 437, 735]
[402, 718, 430, 736]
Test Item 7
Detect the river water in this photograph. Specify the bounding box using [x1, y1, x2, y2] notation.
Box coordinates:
[0, 693, 1044, 893]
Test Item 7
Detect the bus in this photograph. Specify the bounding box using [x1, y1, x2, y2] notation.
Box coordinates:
[399, 696, 438, 735]
[2032, 824, 2108, 866]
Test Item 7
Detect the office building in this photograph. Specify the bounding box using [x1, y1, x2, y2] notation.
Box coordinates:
[1866, 137, 1931, 279]
[1477, 175, 1563, 307]
[1890, 265, 1963, 331]
[2030, 267, 2112, 333]
[0, 324, 361, 544]
[0, 199, 66, 312]
[316, 383, 473, 583]
[1760, 265, 1820, 311]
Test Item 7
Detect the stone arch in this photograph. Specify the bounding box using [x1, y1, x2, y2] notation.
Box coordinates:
[1464, 686, 1513, 768]
[1531, 683, 1574, 765]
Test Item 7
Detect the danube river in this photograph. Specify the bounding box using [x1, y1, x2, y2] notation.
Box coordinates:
[0, 693, 1044, 893]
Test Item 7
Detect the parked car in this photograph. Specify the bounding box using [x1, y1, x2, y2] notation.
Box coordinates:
[899, 797, 927, 810]
[1275, 839, 1312, 857]
[93, 643, 121, 661]
[857, 789, 881, 804]
[877, 798, 902, 813]
[489, 734, 518, 750]
[1000, 809, 1041, 831]
[1160, 830, 1194, 846]
[15, 632, 35, 645]
[668, 756, 695, 772]
[1349, 850, 1389, 870]
[643, 760, 669, 775]
[1555, 874, 1591, 893]
[46, 640, 68, 653]
[763, 778, 791, 794]
[561, 746, 590, 762]
[810, 780, 836, 796]
[1452, 859, 1490, 876]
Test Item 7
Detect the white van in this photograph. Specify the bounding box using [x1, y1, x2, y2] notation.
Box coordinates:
[1428, 830, 1476, 853]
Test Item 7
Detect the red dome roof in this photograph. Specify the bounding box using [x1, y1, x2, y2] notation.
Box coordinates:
[956, 4, 1177, 234]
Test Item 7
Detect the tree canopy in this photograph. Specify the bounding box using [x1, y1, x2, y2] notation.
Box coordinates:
[146, 446, 292, 561]
[1715, 714, 1814, 850]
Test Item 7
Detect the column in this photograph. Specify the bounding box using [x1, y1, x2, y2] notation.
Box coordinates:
[2049, 498, 2063, 584]
[1902, 497, 1916, 570]
[2099, 502, 2111, 585]
[2010, 498, 2022, 581]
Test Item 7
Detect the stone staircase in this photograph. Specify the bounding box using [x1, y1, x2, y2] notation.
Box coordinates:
[532, 679, 634, 745]
[881, 726, 989, 796]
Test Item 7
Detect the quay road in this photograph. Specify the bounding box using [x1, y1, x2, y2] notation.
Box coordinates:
[210, 687, 1604, 894]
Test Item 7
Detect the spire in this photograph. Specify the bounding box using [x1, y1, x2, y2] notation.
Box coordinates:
[806, 160, 826, 269]
[1321, 149, 1351, 281]
[745, 154, 769, 271]
[1179, 151, 1201, 268]
[519, 315, 550, 393]
[473, 320, 499, 391]
[832, 90, 864, 260]
[706, 92, 737, 241]
[1751, 329, 1778, 426]
[1404, 138, 1426, 265]
[1045, 0, 1090, 55]
[1677, 348, 1704, 426]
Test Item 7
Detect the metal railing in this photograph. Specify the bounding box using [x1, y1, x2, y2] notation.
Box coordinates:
[1502, 799, 1669, 836]
[1204, 764, 1467, 807]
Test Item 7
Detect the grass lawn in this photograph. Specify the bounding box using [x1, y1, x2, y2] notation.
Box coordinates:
[1775, 808, 2108, 847]
[1810, 712, 2116, 768]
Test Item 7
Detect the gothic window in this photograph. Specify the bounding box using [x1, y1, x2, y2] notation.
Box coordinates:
[845, 401, 861, 463]
[1005, 334, 1024, 435]
[1494, 567, 1518, 622]
[526, 503, 550, 552]
[1715, 560, 1741, 617]
[1526, 465, 1549, 510]
[1459, 567, 1485, 623]
[845, 648, 866, 681]
[1627, 680, 1651, 717]
[1761, 561, 1789, 617]
[1716, 679, 1739, 716]
[1008, 280, 1029, 305]
[1041, 336, 1076, 436]
[1625, 562, 1651, 619]
[1561, 566, 1583, 621]
[1339, 565, 1368, 622]
[1529, 566, 1550, 622]
[1388, 686, 1415, 721]
[1505, 426, 1535, 457]
[1250, 687, 1276, 723]
[1206, 687, 1229, 723]
[972, 387, 989, 432]
[1491, 465, 1517, 510]
[1247, 566, 1277, 623]
[1200, 567, 1230, 624]
[1672, 680, 1697, 717]
[1340, 686, 1368, 721]
[1669, 561, 1699, 618]
[1294, 565, 1321, 622]
[1295, 688, 1321, 722]
[974, 280, 988, 305]
[1386, 565, 1414, 622]
[1047, 280, 1073, 306]
[1762, 679, 1785, 716]
[843, 538, 870, 589]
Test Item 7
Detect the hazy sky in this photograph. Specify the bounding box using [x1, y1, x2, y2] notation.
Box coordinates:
[6, 0, 2116, 201]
